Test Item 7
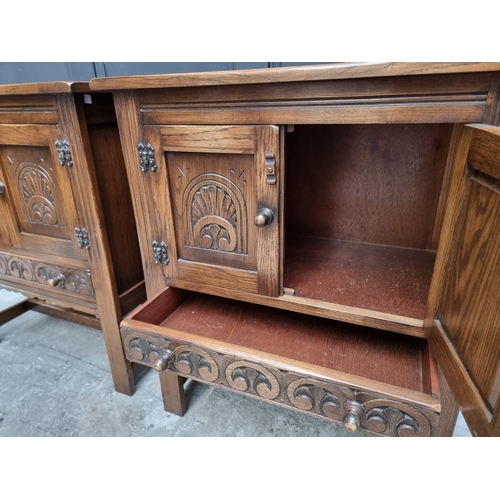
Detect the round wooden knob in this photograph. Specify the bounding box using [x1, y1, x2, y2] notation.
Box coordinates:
[0, 181, 5, 195]
[47, 276, 61, 287]
[343, 402, 363, 433]
[153, 350, 174, 372]
[254, 208, 274, 227]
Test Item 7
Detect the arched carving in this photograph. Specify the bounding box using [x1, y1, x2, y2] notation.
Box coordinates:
[17, 162, 59, 226]
[183, 173, 247, 254]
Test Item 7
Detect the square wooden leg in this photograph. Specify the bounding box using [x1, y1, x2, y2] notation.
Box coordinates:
[159, 371, 187, 416]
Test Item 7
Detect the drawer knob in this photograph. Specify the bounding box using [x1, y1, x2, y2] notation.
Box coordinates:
[254, 208, 274, 227]
[47, 275, 63, 287]
[0, 181, 5, 194]
[343, 402, 363, 433]
[153, 349, 174, 372]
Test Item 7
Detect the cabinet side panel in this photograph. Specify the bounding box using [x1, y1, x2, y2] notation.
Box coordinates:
[86, 121, 143, 295]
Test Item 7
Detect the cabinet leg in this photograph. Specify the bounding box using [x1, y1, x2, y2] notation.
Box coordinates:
[100, 318, 136, 396]
[435, 368, 459, 437]
[159, 371, 187, 416]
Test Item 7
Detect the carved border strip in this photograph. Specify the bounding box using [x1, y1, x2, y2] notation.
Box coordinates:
[0, 251, 94, 297]
[121, 328, 439, 437]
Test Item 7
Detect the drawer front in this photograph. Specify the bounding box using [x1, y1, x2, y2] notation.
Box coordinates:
[0, 250, 95, 301]
[121, 327, 440, 437]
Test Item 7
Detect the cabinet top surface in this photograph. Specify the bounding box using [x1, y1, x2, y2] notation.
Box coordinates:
[0, 81, 91, 96]
[89, 62, 500, 91]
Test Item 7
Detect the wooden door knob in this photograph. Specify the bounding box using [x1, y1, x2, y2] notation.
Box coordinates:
[0, 181, 5, 194]
[47, 275, 63, 287]
[343, 402, 363, 433]
[153, 349, 174, 372]
[254, 208, 274, 227]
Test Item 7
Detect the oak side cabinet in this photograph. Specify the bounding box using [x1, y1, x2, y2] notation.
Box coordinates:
[91, 63, 500, 436]
[0, 82, 145, 396]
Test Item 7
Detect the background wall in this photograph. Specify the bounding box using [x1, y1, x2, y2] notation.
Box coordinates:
[0, 62, 323, 84]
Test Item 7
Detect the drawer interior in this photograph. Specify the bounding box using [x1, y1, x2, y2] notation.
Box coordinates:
[127, 287, 440, 398]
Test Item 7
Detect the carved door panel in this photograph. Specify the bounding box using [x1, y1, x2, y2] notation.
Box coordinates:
[143, 125, 281, 296]
[0, 124, 85, 260]
[426, 124, 500, 437]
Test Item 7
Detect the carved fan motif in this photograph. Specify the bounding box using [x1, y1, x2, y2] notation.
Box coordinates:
[18, 163, 59, 225]
[191, 184, 238, 251]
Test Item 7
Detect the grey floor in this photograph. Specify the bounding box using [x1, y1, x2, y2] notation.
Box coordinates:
[0, 289, 472, 437]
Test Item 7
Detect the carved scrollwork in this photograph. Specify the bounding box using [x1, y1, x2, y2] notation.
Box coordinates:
[286, 378, 355, 421]
[184, 174, 247, 254]
[173, 346, 219, 382]
[64, 270, 94, 296]
[18, 163, 59, 226]
[35, 264, 61, 285]
[0, 254, 7, 275]
[0, 251, 93, 297]
[119, 329, 439, 437]
[225, 361, 280, 400]
[127, 336, 164, 363]
[361, 400, 432, 437]
[8, 256, 33, 281]
[33, 264, 94, 296]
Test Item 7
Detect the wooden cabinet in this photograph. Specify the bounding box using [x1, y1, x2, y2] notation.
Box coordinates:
[0, 83, 145, 396]
[91, 63, 500, 436]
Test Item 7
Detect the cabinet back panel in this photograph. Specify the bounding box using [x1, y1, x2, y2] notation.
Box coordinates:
[285, 124, 453, 249]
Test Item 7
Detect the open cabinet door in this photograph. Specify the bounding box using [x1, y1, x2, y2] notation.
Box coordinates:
[426, 124, 500, 436]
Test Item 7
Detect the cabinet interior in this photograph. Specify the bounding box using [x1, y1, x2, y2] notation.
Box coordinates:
[284, 124, 454, 320]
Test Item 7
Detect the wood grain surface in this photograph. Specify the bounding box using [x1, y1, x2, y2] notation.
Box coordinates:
[158, 293, 429, 392]
[285, 236, 435, 320]
[89, 62, 500, 90]
[285, 124, 452, 249]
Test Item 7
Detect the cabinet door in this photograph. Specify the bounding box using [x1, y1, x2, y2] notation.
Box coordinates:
[0, 124, 85, 260]
[426, 124, 500, 437]
[143, 125, 281, 297]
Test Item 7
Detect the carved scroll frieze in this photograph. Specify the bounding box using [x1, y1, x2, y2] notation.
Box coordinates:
[0, 251, 94, 297]
[183, 174, 247, 254]
[285, 378, 433, 437]
[225, 361, 280, 400]
[173, 346, 219, 382]
[17, 163, 59, 226]
[121, 328, 438, 437]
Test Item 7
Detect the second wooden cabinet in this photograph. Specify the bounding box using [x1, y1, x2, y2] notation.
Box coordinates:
[0, 83, 145, 396]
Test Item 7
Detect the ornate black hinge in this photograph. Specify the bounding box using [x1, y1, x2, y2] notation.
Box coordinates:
[75, 227, 91, 250]
[55, 140, 73, 167]
[138, 142, 157, 173]
[152, 240, 169, 265]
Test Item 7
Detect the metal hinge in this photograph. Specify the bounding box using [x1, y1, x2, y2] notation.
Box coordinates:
[55, 140, 73, 167]
[75, 227, 91, 249]
[265, 152, 277, 184]
[138, 142, 157, 173]
[152, 240, 169, 265]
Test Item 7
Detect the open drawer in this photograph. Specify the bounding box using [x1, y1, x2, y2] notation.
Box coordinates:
[120, 287, 444, 437]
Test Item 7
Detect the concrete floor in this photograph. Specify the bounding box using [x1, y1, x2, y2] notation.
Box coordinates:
[0, 289, 472, 437]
